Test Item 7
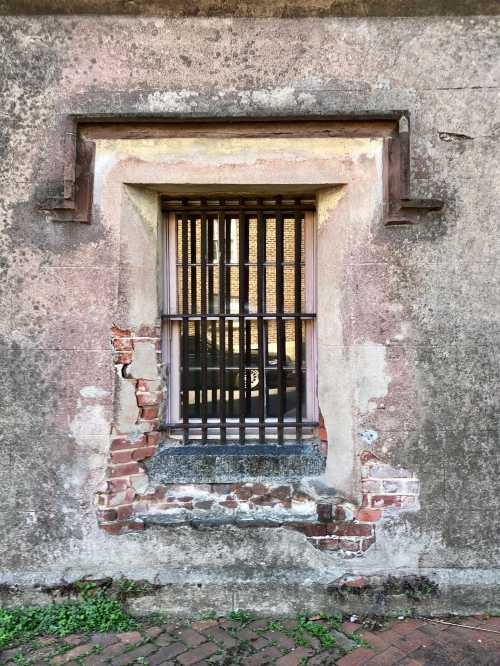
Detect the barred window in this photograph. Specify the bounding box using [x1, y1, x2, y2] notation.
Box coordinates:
[162, 197, 317, 444]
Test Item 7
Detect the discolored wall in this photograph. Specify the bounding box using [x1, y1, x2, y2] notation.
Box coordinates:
[0, 10, 499, 613]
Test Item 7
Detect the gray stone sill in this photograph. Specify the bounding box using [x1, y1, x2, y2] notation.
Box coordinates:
[144, 441, 326, 484]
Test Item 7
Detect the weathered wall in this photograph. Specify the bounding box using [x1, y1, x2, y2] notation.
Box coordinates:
[1, 14, 499, 612]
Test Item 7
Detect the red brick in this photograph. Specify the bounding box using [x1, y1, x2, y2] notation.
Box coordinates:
[231, 485, 251, 501]
[341, 622, 360, 635]
[327, 521, 373, 537]
[97, 508, 118, 521]
[392, 619, 425, 635]
[361, 535, 376, 550]
[132, 446, 157, 460]
[339, 538, 361, 552]
[107, 462, 141, 477]
[360, 450, 380, 463]
[311, 537, 340, 550]
[111, 449, 133, 464]
[137, 392, 161, 406]
[270, 485, 291, 501]
[114, 351, 133, 365]
[356, 508, 383, 522]
[112, 326, 131, 338]
[115, 504, 133, 520]
[147, 431, 162, 445]
[126, 519, 145, 530]
[177, 642, 217, 664]
[117, 630, 142, 644]
[52, 643, 92, 663]
[220, 500, 238, 508]
[141, 405, 159, 419]
[250, 482, 269, 496]
[99, 522, 124, 535]
[107, 478, 130, 492]
[337, 647, 376, 665]
[293, 523, 327, 537]
[194, 500, 214, 510]
[364, 646, 405, 665]
[390, 629, 429, 654]
[113, 337, 133, 351]
[137, 418, 160, 430]
[343, 576, 369, 589]
[335, 505, 347, 520]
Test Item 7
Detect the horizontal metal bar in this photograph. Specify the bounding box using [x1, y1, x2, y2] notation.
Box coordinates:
[162, 203, 315, 212]
[160, 420, 319, 430]
[162, 313, 316, 319]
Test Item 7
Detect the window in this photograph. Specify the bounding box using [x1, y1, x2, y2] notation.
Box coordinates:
[162, 197, 317, 444]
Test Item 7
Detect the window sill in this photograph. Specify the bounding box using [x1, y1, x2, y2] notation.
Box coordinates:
[144, 442, 326, 484]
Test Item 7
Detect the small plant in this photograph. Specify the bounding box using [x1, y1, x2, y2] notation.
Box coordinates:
[297, 613, 336, 648]
[0, 588, 136, 649]
[228, 609, 253, 625]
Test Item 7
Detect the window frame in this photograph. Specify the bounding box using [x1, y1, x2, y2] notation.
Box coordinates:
[162, 201, 318, 443]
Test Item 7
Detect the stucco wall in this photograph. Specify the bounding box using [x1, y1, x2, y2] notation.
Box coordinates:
[1, 15, 499, 612]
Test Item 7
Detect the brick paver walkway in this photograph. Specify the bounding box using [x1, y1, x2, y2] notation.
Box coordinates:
[1, 615, 500, 665]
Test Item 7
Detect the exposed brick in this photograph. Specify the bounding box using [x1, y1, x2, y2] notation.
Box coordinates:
[107, 462, 141, 477]
[356, 508, 383, 522]
[250, 482, 269, 496]
[125, 519, 145, 531]
[361, 535, 376, 550]
[233, 485, 253, 500]
[362, 479, 383, 493]
[339, 538, 361, 552]
[112, 326, 131, 338]
[97, 508, 118, 521]
[132, 446, 157, 461]
[270, 485, 291, 500]
[137, 392, 161, 406]
[147, 431, 162, 446]
[362, 463, 412, 479]
[335, 505, 347, 520]
[136, 418, 160, 430]
[327, 521, 373, 537]
[100, 522, 125, 535]
[141, 405, 159, 419]
[111, 449, 133, 464]
[194, 500, 214, 510]
[296, 523, 328, 537]
[220, 499, 238, 508]
[114, 351, 133, 365]
[113, 337, 133, 351]
[311, 537, 339, 550]
[343, 576, 369, 589]
[317, 503, 333, 522]
[117, 631, 143, 644]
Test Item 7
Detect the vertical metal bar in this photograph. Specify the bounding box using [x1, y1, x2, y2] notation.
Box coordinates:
[207, 215, 217, 416]
[294, 211, 303, 442]
[181, 212, 189, 444]
[276, 208, 285, 443]
[200, 206, 208, 444]
[225, 215, 234, 419]
[218, 208, 226, 444]
[257, 205, 266, 442]
[238, 210, 246, 443]
[190, 216, 200, 414]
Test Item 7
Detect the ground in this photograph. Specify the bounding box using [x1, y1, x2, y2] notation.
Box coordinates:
[1, 615, 499, 666]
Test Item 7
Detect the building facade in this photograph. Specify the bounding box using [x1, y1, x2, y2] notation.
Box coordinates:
[1, 1, 499, 615]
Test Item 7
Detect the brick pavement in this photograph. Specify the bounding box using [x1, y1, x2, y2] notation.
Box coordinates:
[1, 615, 499, 665]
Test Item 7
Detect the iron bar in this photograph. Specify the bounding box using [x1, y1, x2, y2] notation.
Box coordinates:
[181, 212, 189, 444]
[238, 210, 246, 443]
[218, 208, 226, 444]
[294, 212, 303, 442]
[200, 208, 208, 444]
[276, 208, 285, 444]
[257, 205, 266, 443]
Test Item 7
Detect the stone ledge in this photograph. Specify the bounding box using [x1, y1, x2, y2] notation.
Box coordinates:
[144, 443, 326, 484]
